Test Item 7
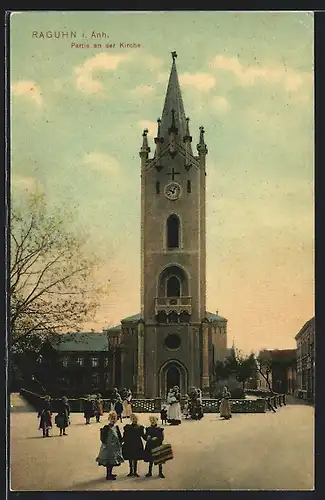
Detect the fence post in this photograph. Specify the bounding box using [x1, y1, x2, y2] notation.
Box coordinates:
[154, 398, 162, 412]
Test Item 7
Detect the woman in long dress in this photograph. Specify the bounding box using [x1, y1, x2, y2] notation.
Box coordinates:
[96, 410, 124, 481]
[219, 386, 232, 419]
[122, 389, 132, 418]
[167, 388, 181, 425]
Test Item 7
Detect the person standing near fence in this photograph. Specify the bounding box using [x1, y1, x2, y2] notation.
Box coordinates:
[96, 410, 124, 481]
[219, 386, 232, 420]
[144, 415, 165, 478]
[122, 389, 132, 418]
[94, 394, 104, 423]
[167, 387, 181, 425]
[83, 395, 95, 424]
[37, 395, 52, 437]
[114, 393, 123, 423]
[55, 396, 70, 436]
[122, 413, 145, 477]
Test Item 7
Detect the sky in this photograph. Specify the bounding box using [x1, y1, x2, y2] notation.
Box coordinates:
[10, 11, 314, 353]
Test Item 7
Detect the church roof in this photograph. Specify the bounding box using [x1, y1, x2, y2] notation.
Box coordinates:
[118, 311, 227, 324]
[205, 311, 228, 322]
[51, 332, 110, 352]
[160, 53, 190, 148]
[121, 313, 143, 324]
[104, 324, 122, 333]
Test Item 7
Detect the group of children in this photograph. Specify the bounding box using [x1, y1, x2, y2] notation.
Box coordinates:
[37, 395, 70, 437]
[96, 411, 170, 480]
[38, 391, 133, 437]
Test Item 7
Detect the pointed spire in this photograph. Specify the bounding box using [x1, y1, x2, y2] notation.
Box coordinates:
[139, 128, 150, 159]
[160, 52, 188, 146]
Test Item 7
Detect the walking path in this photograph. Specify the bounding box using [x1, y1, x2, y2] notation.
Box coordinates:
[9, 396, 314, 491]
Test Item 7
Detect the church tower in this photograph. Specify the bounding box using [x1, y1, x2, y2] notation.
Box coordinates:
[115, 53, 228, 398]
[139, 52, 209, 398]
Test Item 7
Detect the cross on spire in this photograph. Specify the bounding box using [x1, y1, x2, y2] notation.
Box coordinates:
[171, 51, 177, 61]
[166, 167, 180, 180]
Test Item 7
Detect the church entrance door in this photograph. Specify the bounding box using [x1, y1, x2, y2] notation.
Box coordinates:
[166, 364, 180, 391]
[159, 360, 188, 399]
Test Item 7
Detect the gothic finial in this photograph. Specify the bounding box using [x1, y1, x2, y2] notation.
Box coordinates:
[140, 128, 150, 157]
[199, 126, 205, 143]
[154, 118, 164, 154]
[197, 125, 208, 155]
[185, 117, 190, 135]
[183, 116, 192, 145]
[171, 51, 177, 61]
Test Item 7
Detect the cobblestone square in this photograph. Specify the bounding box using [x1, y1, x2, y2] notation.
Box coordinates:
[9, 395, 314, 491]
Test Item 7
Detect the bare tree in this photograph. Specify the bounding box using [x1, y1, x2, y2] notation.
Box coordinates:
[255, 350, 274, 393]
[10, 192, 106, 352]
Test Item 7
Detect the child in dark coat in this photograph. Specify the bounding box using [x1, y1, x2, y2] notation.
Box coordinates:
[160, 405, 168, 425]
[114, 397, 123, 423]
[55, 396, 70, 436]
[144, 415, 165, 478]
[37, 396, 52, 437]
[122, 413, 145, 477]
[83, 396, 95, 424]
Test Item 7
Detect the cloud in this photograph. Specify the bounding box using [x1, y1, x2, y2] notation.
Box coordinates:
[75, 53, 130, 94]
[210, 54, 312, 92]
[130, 84, 155, 97]
[156, 72, 169, 85]
[11, 174, 42, 193]
[211, 96, 230, 114]
[11, 80, 43, 106]
[179, 72, 216, 91]
[142, 54, 164, 72]
[138, 120, 157, 137]
[82, 152, 120, 174]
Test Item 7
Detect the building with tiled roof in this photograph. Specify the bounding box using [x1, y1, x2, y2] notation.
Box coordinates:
[35, 331, 121, 397]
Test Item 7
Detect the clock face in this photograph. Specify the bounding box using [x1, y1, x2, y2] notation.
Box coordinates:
[164, 182, 181, 200]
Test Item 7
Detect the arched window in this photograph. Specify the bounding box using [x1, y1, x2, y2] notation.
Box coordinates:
[167, 214, 180, 248]
[168, 311, 179, 324]
[156, 311, 167, 324]
[167, 276, 180, 297]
